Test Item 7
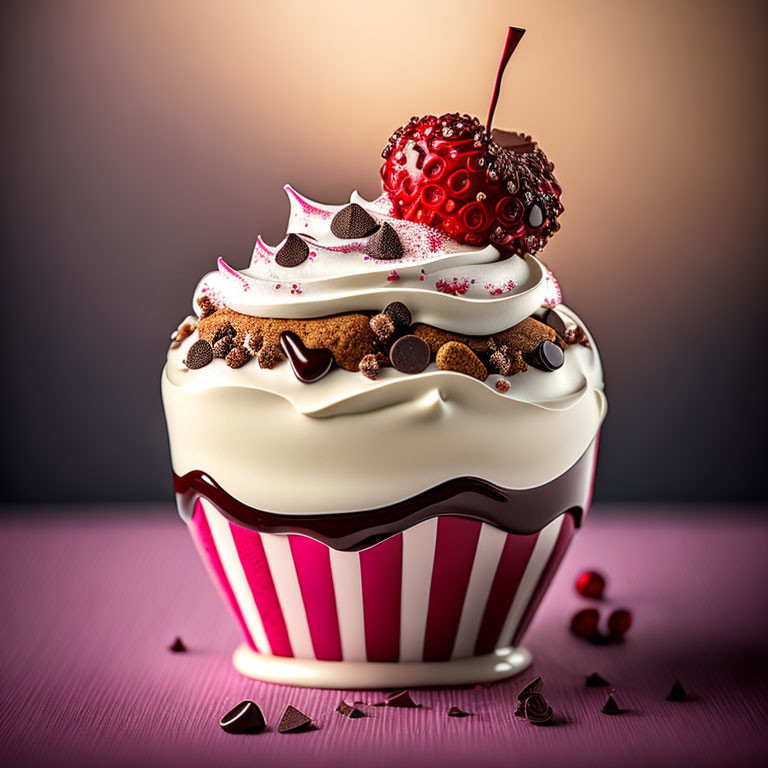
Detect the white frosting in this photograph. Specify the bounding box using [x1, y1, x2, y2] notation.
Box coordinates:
[192, 187, 562, 335]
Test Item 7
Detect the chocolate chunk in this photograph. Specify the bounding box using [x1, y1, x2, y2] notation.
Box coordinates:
[447, 706, 473, 717]
[544, 308, 567, 337]
[364, 222, 403, 260]
[527, 339, 564, 371]
[389, 335, 430, 374]
[225, 345, 250, 369]
[212, 321, 236, 343]
[184, 339, 213, 369]
[213, 336, 232, 359]
[514, 676, 543, 717]
[666, 679, 690, 702]
[370, 313, 395, 343]
[279, 331, 333, 383]
[384, 690, 418, 708]
[169, 637, 186, 653]
[601, 694, 622, 715]
[359, 353, 380, 380]
[525, 693, 554, 725]
[257, 343, 281, 369]
[495, 379, 510, 393]
[336, 700, 365, 719]
[586, 673, 609, 687]
[383, 301, 412, 332]
[197, 295, 217, 318]
[219, 700, 266, 734]
[330, 203, 379, 239]
[276, 234, 310, 267]
[278, 705, 313, 733]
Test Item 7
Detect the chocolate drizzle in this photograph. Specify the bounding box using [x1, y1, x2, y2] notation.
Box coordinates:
[173, 440, 596, 551]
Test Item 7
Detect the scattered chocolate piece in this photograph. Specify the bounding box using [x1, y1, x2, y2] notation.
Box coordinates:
[219, 700, 266, 734]
[383, 301, 412, 333]
[525, 693, 554, 725]
[257, 343, 282, 369]
[390, 335, 430, 374]
[586, 673, 609, 687]
[243, 330, 263, 357]
[359, 353, 380, 380]
[436, 341, 488, 380]
[185, 339, 213, 369]
[169, 637, 186, 653]
[370, 313, 395, 343]
[336, 700, 365, 719]
[275, 234, 310, 268]
[212, 321, 236, 343]
[544, 308, 567, 337]
[226, 345, 250, 369]
[510, 350, 528, 375]
[278, 705, 313, 733]
[514, 676, 543, 717]
[447, 706, 473, 718]
[213, 336, 232, 359]
[364, 222, 403, 260]
[330, 203, 379, 239]
[279, 331, 333, 383]
[197, 295, 217, 318]
[666, 679, 690, 702]
[495, 379, 511, 393]
[384, 690, 418, 708]
[563, 325, 590, 347]
[489, 345, 513, 376]
[527, 339, 564, 372]
[601, 694, 622, 715]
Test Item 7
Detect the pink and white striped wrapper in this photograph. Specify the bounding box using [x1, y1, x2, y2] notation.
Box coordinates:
[186, 439, 597, 667]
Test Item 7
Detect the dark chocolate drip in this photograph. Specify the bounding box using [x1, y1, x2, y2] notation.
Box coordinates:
[173, 441, 595, 551]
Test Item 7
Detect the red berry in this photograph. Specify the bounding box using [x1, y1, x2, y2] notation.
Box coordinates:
[607, 609, 632, 639]
[570, 608, 600, 640]
[379, 113, 563, 256]
[576, 570, 606, 599]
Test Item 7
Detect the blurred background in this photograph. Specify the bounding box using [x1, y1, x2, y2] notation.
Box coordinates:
[1, 0, 766, 507]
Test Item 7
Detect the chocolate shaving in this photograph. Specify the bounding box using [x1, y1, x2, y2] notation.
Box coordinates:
[330, 203, 379, 239]
[601, 694, 622, 715]
[389, 335, 430, 374]
[276, 234, 310, 268]
[278, 705, 313, 733]
[447, 706, 473, 718]
[336, 700, 365, 719]
[184, 339, 213, 369]
[364, 222, 403, 260]
[514, 676, 543, 717]
[525, 693, 554, 725]
[586, 673, 609, 687]
[168, 637, 186, 653]
[383, 301, 412, 332]
[666, 679, 691, 702]
[359, 353, 380, 380]
[219, 700, 266, 734]
[383, 690, 418, 708]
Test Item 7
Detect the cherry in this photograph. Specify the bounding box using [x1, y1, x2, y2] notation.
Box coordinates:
[570, 608, 600, 640]
[607, 609, 633, 640]
[575, 570, 606, 599]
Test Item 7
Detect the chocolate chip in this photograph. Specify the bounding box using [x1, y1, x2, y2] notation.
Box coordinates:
[544, 308, 567, 337]
[336, 700, 365, 719]
[514, 676, 543, 717]
[666, 679, 690, 702]
[279, 331, 333, 383]
[276, 234, 310, 267]
[586, 673, 609, 687]
[364, 222, 403, 260]
[447, 706, 473, 717]
[219, 700, 266, 734]
[330, 203, 379, 239]
[383, 690, 418, 708]
[185, 339, 213, 369]
[389, 335, 430, 374]
[525, 693, 554, 725]
[168, 637, 186, 653]
[383, 301, 412, 332]
[601, 694, 622, 715]
[527, 339, 564, 372]
[278, 705, 313, 733]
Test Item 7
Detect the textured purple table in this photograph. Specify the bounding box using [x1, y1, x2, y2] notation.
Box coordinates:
[1, 508, 767, 768]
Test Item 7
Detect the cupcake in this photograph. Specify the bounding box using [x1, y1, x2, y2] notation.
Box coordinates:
[162, 35, 606, 688]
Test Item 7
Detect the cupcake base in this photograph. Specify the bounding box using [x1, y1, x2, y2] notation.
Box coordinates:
[232, 643, 532, 689]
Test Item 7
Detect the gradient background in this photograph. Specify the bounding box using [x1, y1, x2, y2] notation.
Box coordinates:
[1, 0, 766, 506]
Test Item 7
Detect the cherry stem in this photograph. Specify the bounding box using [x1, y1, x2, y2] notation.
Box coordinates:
[486, 26, 526, 131]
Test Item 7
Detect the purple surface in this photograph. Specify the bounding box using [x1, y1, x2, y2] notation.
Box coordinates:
[1, 508, 767, 768]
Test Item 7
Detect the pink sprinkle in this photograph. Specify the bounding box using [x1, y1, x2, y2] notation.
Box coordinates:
[387, 270, 400, 281]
